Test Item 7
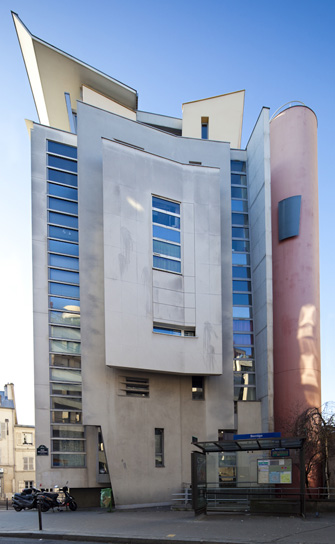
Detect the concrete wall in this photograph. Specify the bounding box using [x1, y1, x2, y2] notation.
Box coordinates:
[246, 108, 274, 432]
[83, 86, 136, 121]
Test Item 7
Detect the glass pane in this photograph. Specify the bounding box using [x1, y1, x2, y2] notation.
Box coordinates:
[153, 327, 181, 336]
[232, 253, 250, 266]
[232, 240, 250, 252]
[50, 326, 81, 341]
[47, 141, 77, 159]
[232, 213, 249, 226]
[49, 311, 80, 327]
[233, 280, 251, 292]
[232, 227, 249, 239]
[152, 210, 180, 229]
[153, 240, 181, 259]
[47, 155, 77, 173]
[153, 256, 181, 273]
[234, 346, 254, 357]
[231, 161, 246, 173]
[201, 123, 208, 139]
[233, 306, 252, 318]
[153, 225, 180, 243]
[49, 240, 79, 256]
[233, 333, 253, 346]
[152, 197, 180, 215]
[231, 187, 247, 199]
[50, 355, 81, 368]
[49, 254, 79, 270]
[232, 266, 251, 279]
[51, 397, 82, 411]
[234, 373, 256, 386]
[231, 174, 247, 186]
[52, 425, 84, 438]
[51, 382, 82, 396]
[49, 297, 80, 312]
[50, 368, 82, 382]
[49, 282, 80, 298]
[49, 225, 78, 243]
[233, 293, 252, 305]
[51, 411, 82, 424]
[52, 439, 85, 452]
[234, 386, 256, 402]
[231, 200, 248, 212]
[50, 340, 81, 355]
[48, 169, 77, 187]
[48, 183, 77, 201]
[48, 211, 78, 229]
[49, 269, 79, 284]
[48, 197, 78, 215]
[52, 453, 85, 467]
[234, 359, 255, 372]
[233, 320, 253, 332]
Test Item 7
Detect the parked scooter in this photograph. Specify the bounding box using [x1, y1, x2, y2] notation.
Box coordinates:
[37, 485, 77, 511]
[12, 487, 49, 512]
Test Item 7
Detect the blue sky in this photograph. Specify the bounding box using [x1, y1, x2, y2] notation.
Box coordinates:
[1, 0, 334, 425]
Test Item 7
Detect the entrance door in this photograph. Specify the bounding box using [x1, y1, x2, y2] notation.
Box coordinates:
[191, 451, 207, 515]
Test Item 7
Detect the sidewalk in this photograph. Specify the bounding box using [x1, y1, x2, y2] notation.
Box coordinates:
[1, 506, 335, 544]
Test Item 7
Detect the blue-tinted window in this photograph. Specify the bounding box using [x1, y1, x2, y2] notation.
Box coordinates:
[152, 210, 180, 229]
[232, 213, 249, 226]
[231, 187, 247, 199]
[232, 227, 249, 239]
[232, 240, 250, 252]
[232, 253, 250, 266]
[49, 297, 80, 312]
[233, 320, 253, 332]
[233, 293, 252, 306]
[48, 169, 77, 187]
[234, 346, 254, 358]
[48, 240, 79, 257]
[233, 280, 251, 292]
[153, 240, 181, 259]
[47, 155, 77, 173]
[231, 161, 246, 173]
[49, 283, 80, 298]
[153, 256, 181, 273]
[49, 254, 79, 270]
[49, 269, 79, 284]
[153, 327, 181, 336]
[48, 225, 78, 243]
[153, 225, 180, 243]
[233, 306, 252, 318]
[152, 197, 180, 215]
[231, 200, 248, 212]
[201, 123, 208, 139]
[48, 212, 78, 229]
[231, 174, 247, 186]
[47, 141, 77, 159]
[48, 197, 78, 215]
[49, 310, 80, 327]
[233, 334, 253, 346]
[48, 183, 77, 201]
[232, 266, 251, 279]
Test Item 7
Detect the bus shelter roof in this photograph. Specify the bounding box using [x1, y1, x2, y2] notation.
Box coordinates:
[192, 437, 304, 453]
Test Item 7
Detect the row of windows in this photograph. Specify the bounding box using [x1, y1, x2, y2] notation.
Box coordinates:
[152, 196, 181, 273]
[47, 141, 84, 468]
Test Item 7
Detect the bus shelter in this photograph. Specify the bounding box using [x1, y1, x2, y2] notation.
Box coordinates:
[191, 436, 305, 516]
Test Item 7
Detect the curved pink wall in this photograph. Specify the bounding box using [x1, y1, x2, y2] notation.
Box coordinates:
[270, 106, 321, 434]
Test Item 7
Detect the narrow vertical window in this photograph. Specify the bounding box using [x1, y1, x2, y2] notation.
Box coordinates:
[192, 376, 204, 399]
[155, 428, 164, 467]
[201, 117, 209, 139]
[152, 196, 181, 273]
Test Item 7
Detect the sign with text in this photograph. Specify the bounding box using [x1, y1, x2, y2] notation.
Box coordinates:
[257, 458, 292, 484]
[37, 445, 49, 456]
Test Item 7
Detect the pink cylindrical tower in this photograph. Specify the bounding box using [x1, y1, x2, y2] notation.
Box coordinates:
[270, 105, 321, 434]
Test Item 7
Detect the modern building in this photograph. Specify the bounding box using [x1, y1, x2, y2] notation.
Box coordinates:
[13, 12, 321, 506]
[0, 383, 35, 498]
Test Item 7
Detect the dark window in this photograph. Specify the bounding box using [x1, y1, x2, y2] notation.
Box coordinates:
[155, 429, 164, 467]
[192, 376, 204, 400]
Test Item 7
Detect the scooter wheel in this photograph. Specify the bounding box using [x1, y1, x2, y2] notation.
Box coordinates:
[69, 500, 77, 511]
[13, 506, 22, 512]
[41, 504, 50, 512]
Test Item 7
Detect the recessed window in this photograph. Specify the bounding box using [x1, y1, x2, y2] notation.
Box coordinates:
[201, 117, 209, 139]
[192, 376, 204, 400]
[119, 377, 149, 398]
[152, 196, 181, 273]
[155, 428, 164, 467]
[153, 325, 195, 337]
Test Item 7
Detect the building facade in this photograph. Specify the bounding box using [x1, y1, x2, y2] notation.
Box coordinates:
[13, 12, 320, 506]
[0, 384, 35, 498]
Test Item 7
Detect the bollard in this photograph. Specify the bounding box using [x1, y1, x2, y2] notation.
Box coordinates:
[37, 500, 43, 531]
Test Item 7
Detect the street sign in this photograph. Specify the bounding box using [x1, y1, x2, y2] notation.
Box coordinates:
[271, 448, 289, 457]
[37, 445, 49, 456]
[233, 432, 281, 440]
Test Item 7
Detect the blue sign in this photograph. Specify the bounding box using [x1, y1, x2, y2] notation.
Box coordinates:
[233, 432, 281, 440]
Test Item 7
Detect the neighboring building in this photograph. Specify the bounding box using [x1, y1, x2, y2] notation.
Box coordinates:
[13, 12, 321, 506]
[0, 384, 35, 498]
